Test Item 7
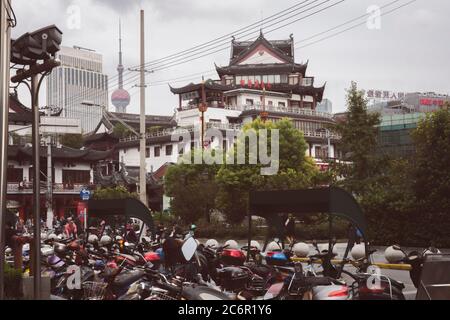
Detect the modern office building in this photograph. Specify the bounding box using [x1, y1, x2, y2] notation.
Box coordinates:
[46, 46, 109, 133]
[317, 99, 333, 114]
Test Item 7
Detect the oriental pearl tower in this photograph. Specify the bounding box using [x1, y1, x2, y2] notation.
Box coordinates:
[111, 20, 130, 113]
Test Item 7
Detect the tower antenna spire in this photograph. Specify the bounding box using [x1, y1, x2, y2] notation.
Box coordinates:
[111, 17, 131, 113]
[118, 18, 124, 89]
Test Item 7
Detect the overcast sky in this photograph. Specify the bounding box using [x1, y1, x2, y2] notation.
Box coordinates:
[10, 0, 450, 115]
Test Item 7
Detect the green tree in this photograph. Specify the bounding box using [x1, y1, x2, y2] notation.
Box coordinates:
[410, 106, 450, 245]
[165, 149, 221, 224]
[113, 123, 133, 138]
[331, 82, 381, 196]
[216, 118, 323, 224]
[93, 185, 138, 200]
[59, 133, 84, 149]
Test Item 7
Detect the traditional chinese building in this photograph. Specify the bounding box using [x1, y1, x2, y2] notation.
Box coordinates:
[6, 144, 112, 220]
[117, 33, 339, 175]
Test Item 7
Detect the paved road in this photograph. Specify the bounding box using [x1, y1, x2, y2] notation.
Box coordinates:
[199, 239, 450, 300]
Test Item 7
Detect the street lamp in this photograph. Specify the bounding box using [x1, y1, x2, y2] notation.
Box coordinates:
[9, 24, 63, 300]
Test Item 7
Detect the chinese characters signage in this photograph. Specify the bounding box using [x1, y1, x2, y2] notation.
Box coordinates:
[365, 89, 408, 101]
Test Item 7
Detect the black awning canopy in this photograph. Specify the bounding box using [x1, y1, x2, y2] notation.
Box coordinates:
[249, 187, 366, 237]
[87, 198, 154, 232]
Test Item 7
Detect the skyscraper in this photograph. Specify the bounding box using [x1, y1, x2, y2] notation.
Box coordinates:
[46, 46, 109, 133]
[111, 20, 130, 114]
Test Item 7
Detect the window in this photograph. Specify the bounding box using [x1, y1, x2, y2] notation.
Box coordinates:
[315, 146, 328, 160]
[62, 170, 90, 184]
[274, 75, 281, 83]
[166, 145, 173, 156]
[268, 101, 273, 106]
[7, 167, 23, 183]
[146, 147, 151, 158]
[279, 102, 286, 107]
[154, 146, 161, 157]
[223, 140, 228, 153]
[289, 76, 299, 85]
[302, 78, 313, 86]
[281, 74, 288, 83]
[268, 75, 275, 84]
[246, 99, 254, 106]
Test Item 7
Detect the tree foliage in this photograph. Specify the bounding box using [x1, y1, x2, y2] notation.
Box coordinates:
[165, 149, 221, 224]
[59, 133, 84, 149]
[93, 185, 138, 200]
[331, 82, 381, 196]
[216, 118, 324, 224]
[113, 123, 133, 138]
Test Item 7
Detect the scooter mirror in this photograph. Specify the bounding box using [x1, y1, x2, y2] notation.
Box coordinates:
[182, 237, 198, 262]
[392, 245, 402, 251]
[312, 240, 318, 247]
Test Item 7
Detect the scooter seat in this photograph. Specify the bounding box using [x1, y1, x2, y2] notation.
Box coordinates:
[113, 270, 145, 289]
[302, 276, 333, 287]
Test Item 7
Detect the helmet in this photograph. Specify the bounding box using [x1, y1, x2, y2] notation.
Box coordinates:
[88, 234, 99, 244]
[94, 260, 105, 270]
[100, 235, 112, 246]
[41, 232, 48, 240]
[205, 239, 219, 249]
[54, 243, 67, 255]
[5, 247, 12, 255]
[224, 240, 239, 250]
[293, 242, 310, 258]
[47, 255, 65, 269]
[48, 233, 58, 241]
[115, 235, 123, 242]
[190, 224, 197, 230]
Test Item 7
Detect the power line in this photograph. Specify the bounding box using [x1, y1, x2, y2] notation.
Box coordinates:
[61, 0, 344, 109]
[296, 0, 418, 49]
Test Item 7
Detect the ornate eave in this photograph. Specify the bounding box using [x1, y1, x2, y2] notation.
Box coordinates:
[230, 32, 295, 66]
[216, 62, 308, 77]
[169, 80, 230, 95]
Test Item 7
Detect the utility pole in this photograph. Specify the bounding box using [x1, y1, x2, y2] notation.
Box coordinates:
[139, 10, 147, 206]
[200, 78, 207, 150]
[0, 0, 13, 300]
[46, 114, 53, 230]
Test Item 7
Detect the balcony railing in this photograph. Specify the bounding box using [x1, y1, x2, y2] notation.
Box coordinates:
[7, 183, 91, 194]
[120, 122, 243, 143]
[224, 105, 334, 119]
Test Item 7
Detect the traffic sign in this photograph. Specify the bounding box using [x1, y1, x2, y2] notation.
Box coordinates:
[80, 188, 91, 201]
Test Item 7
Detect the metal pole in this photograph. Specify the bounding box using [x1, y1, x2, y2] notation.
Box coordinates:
[0, 0, 12, 300]
[31, 72, 41, 299]
[46, 134, 53, 230]
[327, 129, 331, 160]
[139, 10, 147, 206]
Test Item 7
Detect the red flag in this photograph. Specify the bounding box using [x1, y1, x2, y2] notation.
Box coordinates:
[240, 79, 246, 87]
[248, 79, 253, 88]
[254, 80, 260, 89]
[266, 82, 272, 90]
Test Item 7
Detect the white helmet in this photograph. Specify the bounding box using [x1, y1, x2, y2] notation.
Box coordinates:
[293, 242, 310, 258]
[48, 233, 58, 241]
[266, 241, 282, 252]
[115, 235, 123, 242]
[351, 244, 366, 261]
[205, 239, 219, 249]
[88, 234, 99, 244]
[5, 247, 13, 255]
[100, 235, 112, 246]
[41, 232, 48, 241]
[250, 240, 261, 251]
[224, 240, 239, 250]
[385, 246, 406, 263]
